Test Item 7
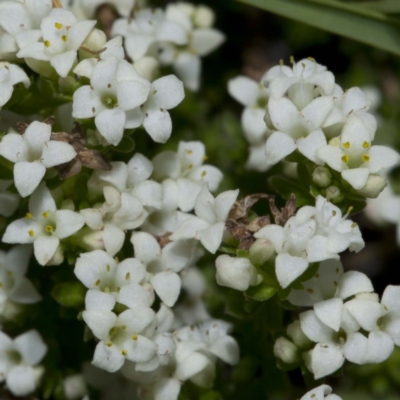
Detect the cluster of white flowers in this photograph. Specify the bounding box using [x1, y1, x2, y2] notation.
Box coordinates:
[229, 59, 400, 199]
[274, 259, 400, 380]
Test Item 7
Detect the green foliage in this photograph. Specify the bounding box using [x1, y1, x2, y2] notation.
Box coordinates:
[238, 0, 400, 56]
[51, 281, 86, 308]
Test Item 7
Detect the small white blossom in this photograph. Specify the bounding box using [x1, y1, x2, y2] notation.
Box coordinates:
[300, 385, 342, 400]
[2, 183, 85, 265]
[0, 329, 47, 396]
[17, 8, 96, 78]
[0, 62, 30, 107]
[0, 121, 76, 197]
[170, 186, 239, 254]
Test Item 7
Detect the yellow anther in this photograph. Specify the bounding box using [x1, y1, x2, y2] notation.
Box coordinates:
[202, 155, 208, 161]
[125, 272, 130, 280]
[44, 40, 50, 47]
[45, 225, 54, 233]
[308, 57, 315, 62]
[332, 210, 337, 216]
[362, 141, 370, 149]
[42, 212, 49, 218]
[306, 288, 314, 294]
[106, 342, 113, 347]
[290, 56, 294, 64]
[121, 349, 128, 356]
[342, 141, 350, 149]
[187, 164, 193, 170]
[201, 170, 207, 177]
[121, 325, 126, 330]
[106, 264, 110, 272]
[279, 59, 284, 66]
[341, 155, 349, 164]
[362, 154, 370, 162]
[61, 35, 67, 42]
[351, 222, 358, 228]
[55, 22, 62, 30]
[25, 213, 32, 219]
[132, 335, 138, 340]
[95, 279, 101, 286]
[186, 150, 193, 155]
[28, 230, 35, 237]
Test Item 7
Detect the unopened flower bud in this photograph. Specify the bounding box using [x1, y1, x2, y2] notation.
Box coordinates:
[273, 337, 298, 364]
[133, 56, 160, 81]
[80, 28, 107, 60]
[358, 174, 387, 199]
[312, 166, 332, 188]
[75, 227, 104, 251]
[249, 238, 274, 266]
[63, 374, 87, 400]
[355, 292, 379, 301]
[326, 185, 342, 201]
[287, 320, 311, 348]
[193, 6, 215, 28]
[216, 255, 259, 291]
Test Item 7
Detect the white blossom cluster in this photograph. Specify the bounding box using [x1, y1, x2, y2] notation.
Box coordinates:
[274, 259, 400, 380]
[229, 59, 400, 199]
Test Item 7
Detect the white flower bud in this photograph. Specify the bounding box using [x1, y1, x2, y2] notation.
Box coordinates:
[249, 238, 274, 266]
[326, 185, 341, 201]
[79, 28, 107, 60]
[273, 337, 298, 364]
[215, 255, 259, 291]
[358, 174, 387, 199]
[193, 6, 215, 28]
[63, 374, 87, 400]
[76, 227, 104, 251]
[312, 166, 332, 188]
[133, 56, 160, 81]
[287, 320, 311, 348]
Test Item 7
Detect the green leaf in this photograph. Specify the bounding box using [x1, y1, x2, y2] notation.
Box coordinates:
[238, 0, 400, 56]
[354, 0, 400, 13]
[113, 134, 135, 153]
[51, 281, 86, 308]
[269, 176, 314, 206]
[246, 283, 277, 302]
[237, 249, 249, 258]
[199, 390, 223, 400]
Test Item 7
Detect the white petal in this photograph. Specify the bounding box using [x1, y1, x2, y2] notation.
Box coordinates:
[366, 331, 394, 363]
[0, 133, 29, 163]
[117, 79, 151, 111]
[6, 366, 36, 397]
[343, 332, 368, 364]
[197, 222, 225, 254]
[275, 253, 308, 289]
[50, 50, 77, 78]
[228, 76, 259, 107]
[34, 236, 60, 266]
[131, 232, 161, 264]
[341, 168, 370, 190]
[209, 335, 239, 365]
[345, 298, 382, 331]
[41, 141, 76, 168]
[29, 182, 56, 215]
[143, 108, 172, 143]
[242, 108, 268, 143]
[14, 330, 47, 365]
[118, 306, 155, 333]
[85, 289, 116, 311]
[152, 74, 185, 109]
[368, 145, 400, 173]
[72, 85, 103, 119]
[55, 210, 85, 239]
[173, 52, 201, 92]
[300, 310, 334, 343]
[190, 28, 225, 56]
[10, 278, 41, 304]
[92, 341, 125, 373]
[317, 146, 344, 172]
[103, 223, 125, 256]
[150, 271, 181, 307]
[311, 343, 345, 379]
[118, 284, 152, 309]
[95, 108, 126, 146]
[154, 378, 181, 400]
[265, 131, 296, 165]
[125, 335, 157, 363]
[338, 271, 374, 300]
[83, 309, 117, 340]
[297, 130, 327, 164]
[14, 161, 46, 198]
[314, 298, 343, 332]
[2, 219, 38, 244]
[381, 285, 400, 314]
[215, 189, 239, 222]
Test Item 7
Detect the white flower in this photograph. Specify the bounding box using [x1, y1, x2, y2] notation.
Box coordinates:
[152, 141, 223, 212]
[81, 186, 149, 256]
[300, 385, 342, 400]
[0, 180, 19, 217]
[72, 56, 151, 145]
[2, 183, 85, 265]
[83, 290, 157, 373]
[170, 186, 239, 254]
[112, 8, 187, 62]
[215, 255, 261, 291]
[263, 58, 335, 108]
[0, 121, 76, 197]
[159, 4, 225, 91]
[317, 114, 400, 191]
[131, 231, 198, 307]
[0, 329, 47, 397]
[0, 62, 30, 107]
[63, 374, 87, 400]
[17, 8, 96, 78]
[0, 245, 41, 315]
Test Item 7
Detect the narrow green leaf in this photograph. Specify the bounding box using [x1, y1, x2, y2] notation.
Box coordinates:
[354, 0, 400, 13]
[238, 0, 400, 56]
[269, 175, 314, 206]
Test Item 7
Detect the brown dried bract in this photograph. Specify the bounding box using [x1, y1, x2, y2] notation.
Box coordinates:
[156, 232, 173, 248]
[51, 122, 112, 179]
[269, 194, 296, 226]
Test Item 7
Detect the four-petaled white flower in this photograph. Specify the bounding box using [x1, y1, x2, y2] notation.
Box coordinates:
[2, 183, 85, 265]
[0, 121, 76, 197]
[0, 329, 47, 397]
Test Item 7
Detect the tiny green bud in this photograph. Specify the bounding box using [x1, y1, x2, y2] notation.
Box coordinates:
[326, 185, 341, 201]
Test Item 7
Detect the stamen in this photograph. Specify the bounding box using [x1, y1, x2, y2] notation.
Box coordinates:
[106, 342, 113, 347]
[55, 22, 62, 30]
[186, 150, 193, 155]
[42, 212, 49, 218]
[46, 225, 54, 233]
[351, 222, 358, 228]
[342, 142, 350, 149]
[341, 155, 349, 164]
[28, 230, 35, 237]
[362, 141, 370, 148]
[362, 154, 370, 162]
[132, 335, 138, 340]
[106, 264, 110, 272]
[125, 272, 130, 280]
[121, 349, 128, 356]
[95, 279, 101, 286]
[61, 35, 67, 42]
[201, 170, 207, 177]
[25, 213, 32, 219]
[44, 40, 51, 47]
